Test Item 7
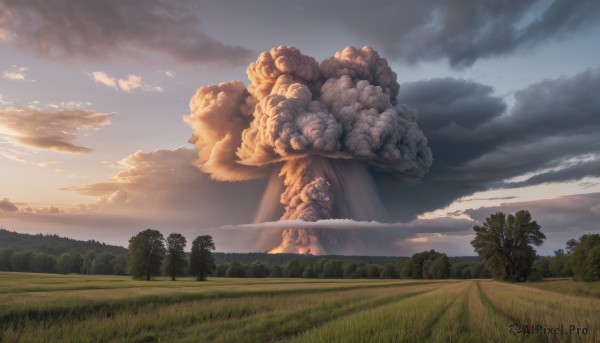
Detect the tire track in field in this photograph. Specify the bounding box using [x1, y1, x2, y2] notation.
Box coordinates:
[286, 281, 469, 343]
[424, 281, 473, 342]
[475, 282, 518, 324]
[478, 282, 599, 343]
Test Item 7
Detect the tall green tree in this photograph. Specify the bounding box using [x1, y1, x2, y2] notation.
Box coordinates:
[188, 235, 216, 281]
[127, 229, 165, 280]
[402, 250, 445, 279]
[569, 234, 600, 281]
[164, 233, 187, 281]
[471, 210, 545, 282]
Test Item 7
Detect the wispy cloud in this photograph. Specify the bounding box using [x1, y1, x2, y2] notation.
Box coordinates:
[0, 105, 115, 154]
[2, 66, 27, 81]
[0, 94, 10, 105]
[36, 161, 61, 168]
[90, 72, 163, 93]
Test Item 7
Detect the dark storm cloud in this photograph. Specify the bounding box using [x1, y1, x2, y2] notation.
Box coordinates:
[506, 158, 600, 188]
[0, 0, 253, 65]
[326, 0, 600, 68]
[207, 0, 600, 68]
[380, 68, 600, 220]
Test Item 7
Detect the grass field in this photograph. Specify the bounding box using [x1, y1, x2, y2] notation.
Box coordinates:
[0, 272, 598, 342]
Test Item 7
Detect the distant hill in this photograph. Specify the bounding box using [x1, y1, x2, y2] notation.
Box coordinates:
[0, 228, 127, 256]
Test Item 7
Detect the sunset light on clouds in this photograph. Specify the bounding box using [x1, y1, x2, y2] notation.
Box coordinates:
[1, 0, 599, 255]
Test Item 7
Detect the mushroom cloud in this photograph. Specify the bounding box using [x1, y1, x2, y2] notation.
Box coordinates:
[184, 46, 432, 254]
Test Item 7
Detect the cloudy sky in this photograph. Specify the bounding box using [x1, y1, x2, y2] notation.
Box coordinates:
[1, 0, 599, 256]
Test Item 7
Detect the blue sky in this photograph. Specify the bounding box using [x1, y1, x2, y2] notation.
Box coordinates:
[1, 0, 599, 255]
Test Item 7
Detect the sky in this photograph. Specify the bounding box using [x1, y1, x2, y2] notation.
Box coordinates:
[1, 0, 599, 256]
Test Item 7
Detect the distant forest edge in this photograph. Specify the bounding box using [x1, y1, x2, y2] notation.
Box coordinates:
[0, 228, 487, 279]
[1, 227, 595, 282]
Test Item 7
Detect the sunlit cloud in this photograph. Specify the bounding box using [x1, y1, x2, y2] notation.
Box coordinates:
[36, 161, 61, 168]
[0, 105, 115, 154]
[89, 72, 163, 93]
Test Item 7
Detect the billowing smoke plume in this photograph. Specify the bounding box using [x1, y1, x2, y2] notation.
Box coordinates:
[184, 46, 432, 254]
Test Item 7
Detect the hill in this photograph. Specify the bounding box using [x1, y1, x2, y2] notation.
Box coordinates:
[0, 228, 127, 256]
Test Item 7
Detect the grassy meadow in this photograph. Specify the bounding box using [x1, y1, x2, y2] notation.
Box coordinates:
[0, 272, 599, 342]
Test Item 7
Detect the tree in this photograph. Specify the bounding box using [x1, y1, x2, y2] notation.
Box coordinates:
[343, 263, 357, 279]
[91, 252, 115, 275]
[215, 264, 227, 277]
[30, 252, 56, 273]
[283, 260, 303, 278]
[570, 234, 600, 281]
[270, 265, 282, 278]
[322, 260, 343, 278]
[225, 261, 246, 277]
[302, 264, 315, 278]
[366, 264, 380, 278]
[428, 255, 451, 279]
[189, 235, 216, 281]
[127, 229, 165, 280]
[471, 210, 545, 282]
[0, 248, 13, 271]
[402, 250, 445, 279]
[10, 251, 33, 272]
[57, 253, 74, 274]
[532, 257, 552, 278]
[81, 251, 97, 274]
[70, 252, 83, 274]
[113, 254, 128, 275]
[248, 262, 269, 278]
[380, 263, 397, 279]
[164, 233, 187, 281]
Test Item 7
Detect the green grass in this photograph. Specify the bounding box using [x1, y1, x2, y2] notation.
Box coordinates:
[523, 279, 600, 298]
[0, 272, 598, 342]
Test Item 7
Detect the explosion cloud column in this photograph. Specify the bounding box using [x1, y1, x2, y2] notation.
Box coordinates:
[185, 45, 432, 255]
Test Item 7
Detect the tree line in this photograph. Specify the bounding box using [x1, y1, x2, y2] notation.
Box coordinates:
[2, 210, 599, 283]
[212, 250, 490, 280]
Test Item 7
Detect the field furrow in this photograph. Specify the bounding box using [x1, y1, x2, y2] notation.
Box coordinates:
[288, 281, 470, 343]
[479, 281, 600, 342]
